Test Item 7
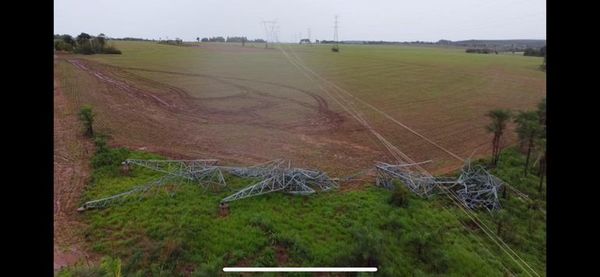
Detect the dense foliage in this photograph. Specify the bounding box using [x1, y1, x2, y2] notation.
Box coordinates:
[523, 46, 546, 57]
[54, 33, 122, 54]
[466, 48, 496, 54]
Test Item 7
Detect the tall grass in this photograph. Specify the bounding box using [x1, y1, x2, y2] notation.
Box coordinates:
[65, 146, 545, 276]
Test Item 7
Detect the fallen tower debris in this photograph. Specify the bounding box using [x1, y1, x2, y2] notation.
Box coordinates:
[79, 157, 502, 212]
[79, 159, 338, 210]
[220, 159, 338, 202]
[375, 161, 503, 212]
[78, 159, 226, 211]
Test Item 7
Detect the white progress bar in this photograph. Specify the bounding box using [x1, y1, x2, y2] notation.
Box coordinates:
[223, 267, 377, 272]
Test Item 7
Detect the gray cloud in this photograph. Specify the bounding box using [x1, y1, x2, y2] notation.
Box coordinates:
[54, 0, 545, 42]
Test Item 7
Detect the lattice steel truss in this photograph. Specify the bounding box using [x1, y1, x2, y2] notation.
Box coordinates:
[220, 160, 338, 202]
[454, 163, 502, 211]
[79, 159, 338, 210]
[124, 159, 227, 190]
[78, 175, 180, 210]
[375, 161, 503, 211]
[374, 161, 455, 197]
[79, 159, 225, 211]
[79, 157, 501, 211]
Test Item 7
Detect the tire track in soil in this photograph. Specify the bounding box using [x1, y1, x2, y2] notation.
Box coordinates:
[62, 57, 382, 176]
[54, 68, 98, 271]
[108, 65, 346, 129]
[70, 59, 345, 131]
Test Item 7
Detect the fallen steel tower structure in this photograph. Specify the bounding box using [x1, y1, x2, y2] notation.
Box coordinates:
[78, 159, 226, 210]
[79, 157, 502, 212]
[79, 159, 338, 210]
[375, 160, 503, 212]
[220, 159, 338, 202]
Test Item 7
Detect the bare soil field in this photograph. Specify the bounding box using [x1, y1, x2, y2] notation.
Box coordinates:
[53, 41, 545, 176]
[53, 68, 98, 270]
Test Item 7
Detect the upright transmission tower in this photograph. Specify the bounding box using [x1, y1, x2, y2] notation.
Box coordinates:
[332, 15, 339, 52]
[261, 20, 278, 48]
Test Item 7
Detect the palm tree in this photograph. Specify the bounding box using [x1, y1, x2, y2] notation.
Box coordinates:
[537, 98, 546, 127]
[486, 109, 512, 166]
[533, 137, 546, 195]
[514, 111, 542, 175]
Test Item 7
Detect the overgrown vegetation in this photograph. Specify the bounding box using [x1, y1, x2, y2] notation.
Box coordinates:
[388, 181, 410, 208]
[523, 46, 546, 57]
[485, 98, 546, 174]
[78, 105, 95, 137]
[158, 38, 184, 46]
[199, 36, 264, 43]
[486, 109, 512, 166]
[466, 48, 497, 54]
[55, 139, 546, 276]
[57, 256, 122, 277]
[54, 33, 122, 54]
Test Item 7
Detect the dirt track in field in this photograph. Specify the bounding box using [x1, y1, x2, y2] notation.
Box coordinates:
[55, 54, 385, 178]
[53, 71, 98, 271]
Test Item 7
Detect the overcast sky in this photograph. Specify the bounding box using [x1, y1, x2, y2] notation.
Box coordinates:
[54, 0, 545, 42]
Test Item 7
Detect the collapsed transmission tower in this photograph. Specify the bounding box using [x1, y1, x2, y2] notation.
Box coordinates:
[375, 161, 455, 196]
[220, 159, 338, 202]
[78, 159, 226, 211]
[79, 156, 501, 211]
[375, 160, 503, 212]
[79, 158, 338, 210]
[454, 162, 502, 211]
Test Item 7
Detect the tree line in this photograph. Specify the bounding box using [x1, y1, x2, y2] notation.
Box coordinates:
[523, 46, 546, 57]
[198, 36, 265, 43]
[465, 48, 497, 54]
[485, 98, 546, 193]
[54, 33, 122, 55]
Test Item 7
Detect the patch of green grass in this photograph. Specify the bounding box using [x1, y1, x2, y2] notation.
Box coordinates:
[73, 146, 545, 276]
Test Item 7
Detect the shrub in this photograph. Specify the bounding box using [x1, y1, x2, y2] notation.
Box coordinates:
[54, 40, 73, 52]
[92, 147, 131, 169]
[56, 265, 106, 277]
[102, 46, 122, 54]
[94, 134, 109, 153]
[350, 225, 384, 267]
[74, 43, 95, 55]
[389, 181, 410, 207]
[405, 231, 449, 273]
[254, 247, 277, 267]
[78, 105, 95, 137]
[192, 256, 223, 277]
[466, 48, 493, 54]
[100, 256, 122, 277]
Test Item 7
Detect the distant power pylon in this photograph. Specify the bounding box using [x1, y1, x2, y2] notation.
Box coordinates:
[332, 15, 340, 52]
[261, 20, 278, 48]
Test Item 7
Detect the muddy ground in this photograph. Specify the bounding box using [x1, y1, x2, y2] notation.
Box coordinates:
[53, 68, 98, 270]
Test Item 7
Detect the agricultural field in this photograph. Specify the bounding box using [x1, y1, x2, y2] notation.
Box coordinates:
[54, 41, 546, 275]
[54, 41, 545, 176]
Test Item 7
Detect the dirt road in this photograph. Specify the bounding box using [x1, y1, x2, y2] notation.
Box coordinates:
[53, 68, 97, 271]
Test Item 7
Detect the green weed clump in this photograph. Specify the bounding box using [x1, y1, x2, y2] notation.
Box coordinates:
[101, 45, 122, 54]
[388, 181, 410, 207]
